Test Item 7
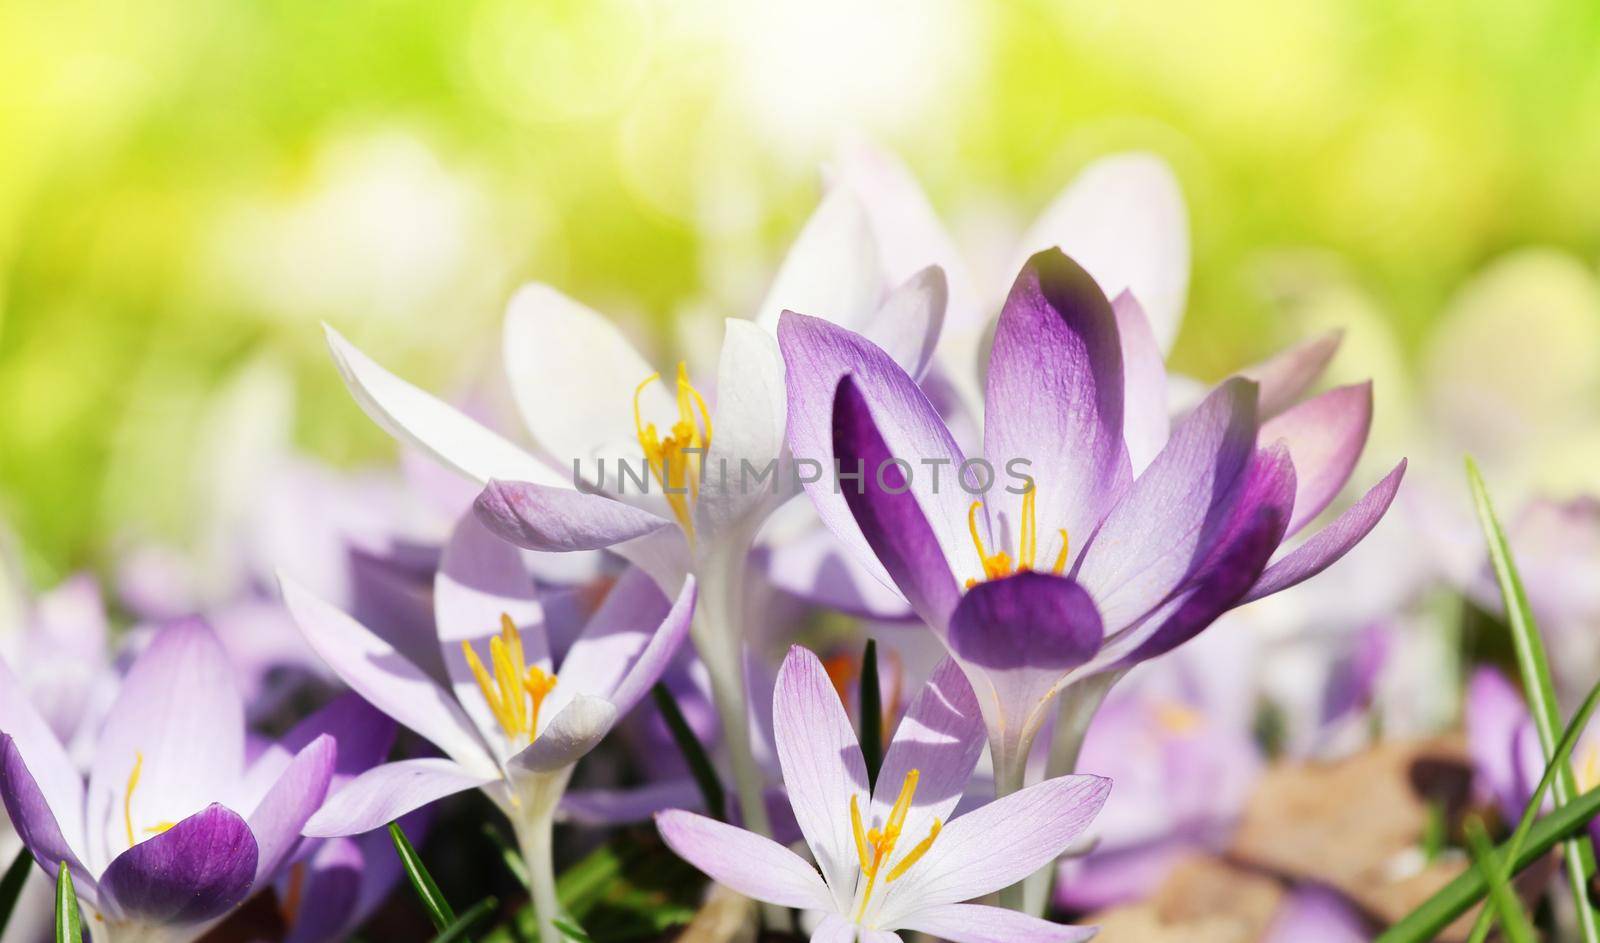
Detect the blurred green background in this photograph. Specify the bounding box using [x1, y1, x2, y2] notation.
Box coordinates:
[4, 0, 1600, 581]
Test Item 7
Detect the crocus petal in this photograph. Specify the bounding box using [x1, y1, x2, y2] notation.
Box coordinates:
[1466, 667, 1529, 818]
[552, 569, 695, 719]
[1261, 382, 1372, 536]
[87, 620, 245, 869]
[248, 734, 337, 885]
[283, 837, 363, 943]
[0, 659, 86, 855]
[561, 779, 705, 826]
[896, 903, 1097, 943]
[758, 530, 915, 621]
[655, 810, 833, 912]
[324, 324, 564, 487]
[984, 249, 1131, 570]
[0, 735, 94, 895]
[304, 758, 493, 838]
[779, 310, 976, 617]
[1263, 887, 1370, 943]
[860, 265, 948, 379]
[946, 574, 1104, 763]
[830, 374, 964, 630]
[695, 319, 791, 540]
[1013, 153, 1189, 354]
[475, 479, 672, 552]
[1075, 378, 1258, 630]
[503, 284, 674, 486]
[870, 659, 985, 857]
[1244, 459, 1407, 602]
[1113, 291, 1170, 476]
[1236, 330, 1343, 419]
[879, 775, 1110, 920]
[773, 645, 871, 912]
[279, 575, 494, 776]
[100, 804, 258, 926]
[509, 695, 619, 774]
[232, 693, 397, 815]
[755, 188, 885, 334]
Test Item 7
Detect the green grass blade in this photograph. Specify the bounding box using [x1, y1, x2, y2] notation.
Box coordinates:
[390, 820, 457, 932]
[552, 917, 595, 942]
[651, 682, 727, 821]
[1468, 671, 1600, 942]
[0, 850, 34, 935]
[860, 638, 883, 791]
[53, 863, 80, 943]
[481, 823, 529, 886]
[1468, 456, 1600, 940]
[429, 896, 498, 943]
[1464, 816, 1536, 943]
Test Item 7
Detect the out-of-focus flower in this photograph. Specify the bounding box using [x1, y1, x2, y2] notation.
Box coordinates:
[658, 645, 1109, 943]
[782, 248, 1403, 794]
[1262, 886, 1371, 943]
[286, 514, 692, 943]
[0, 621, 371, 943]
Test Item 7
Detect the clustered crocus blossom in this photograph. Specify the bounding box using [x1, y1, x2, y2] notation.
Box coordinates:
[658, 646, 1110, 943]
[282, 515, 693, 943]
[781, 247, 1406, 806]
[0, 620, 389, 943]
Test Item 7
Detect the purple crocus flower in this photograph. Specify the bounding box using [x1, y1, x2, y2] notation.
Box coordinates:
[0, 620, 348, 943]
[1263, 886, 1371, 943]
[658, 646, 1109, 943]
[283, 513, 693, 943]
[780, 248, 1406, 795]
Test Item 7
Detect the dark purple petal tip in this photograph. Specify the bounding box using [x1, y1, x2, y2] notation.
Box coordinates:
[948, 572, 1104, 671]
[101, 803, 259, 926]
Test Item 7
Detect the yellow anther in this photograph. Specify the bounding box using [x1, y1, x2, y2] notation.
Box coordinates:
[965, 487, 1070, 588]
[124, 752, 144, 848]
[1155, 701, 1203, 735]
[632, 362, 713, 539]
[849, 770, 940, 921]
[850, 794, 871, 872]
[463, 614, 555, 744]
[886, 819, 941, 882]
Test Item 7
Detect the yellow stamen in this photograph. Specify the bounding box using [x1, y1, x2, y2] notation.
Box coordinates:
[632, 362, 713, 539]
[124, 752, 143, 848]
[965, 487, 1071, 588]
[850, 794, 871, 872]
[849, 769, 941, 921]
[463, 614, 557, 745]
[524, 665, 558, 739]
[886, 819, 941, 882]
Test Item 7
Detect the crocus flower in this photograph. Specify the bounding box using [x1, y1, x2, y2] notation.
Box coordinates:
[323, 188, 943, 842]
[0, 620, 347, 943]
[1263, 886, 1372, 943]
[781, 247, 1406, 796]
[658, 646, 1109, 943]
[284, 514, 693, 943]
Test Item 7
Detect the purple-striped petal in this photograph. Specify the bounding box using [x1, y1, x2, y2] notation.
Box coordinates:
[1466, 667, 1530, 820]
[655, 810, 833, 911]
[1236, 330, 1343, 419]
[233, 693, 397, 815]
[304, 758, 493, 838]
[773, 646, 870, 912]
[758, 529, 915, 621]
[475, 480, 672, 552]
[896, 903, 1097, 943]
[0, 735, 94, 896]
[1244, 459, 1407, 603]
[984, 249, 1131, 572]
[553, 570, 695, 720]
[86, 620, 244, 869]
[283, 837, 362, 943]
[1075, 378, 1259, 630]
[1261, 382, 1372, 536]
[878, 774, 1110, 920]
[830, 374, 963, 630]
[249, 734, 338, 885]
[870, 659, 985, 859]
[100, 804, 258, 926]
[779, 311, 976, 617]
[1113, 291, 1170, 475]
[0, 659, 86, 856]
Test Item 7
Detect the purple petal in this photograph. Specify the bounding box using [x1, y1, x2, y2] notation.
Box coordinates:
[869, 658, 984, 864]
[87, 620, 244, 869]
[304, 758, 492, 838]
[283, 837, 363, 943]
[0, 659, 86, 855]
[100, 804, 258, 926]
[1261, 382, 1372, 536]
[234, 693, 397, 815]
[1113, 291, 1170, 476]
[779, 311, 976, 617]
[896, 903, 1097, 943]
[1263, 887, 1370, 943]
[1244, 459, 1407, 603]
[773, 645, 870, 913]
[655, 810, 833, 911]
[0, 735, 94, 897]
[1466, 667, 1531, 819]
[1075, 378, 1259, 630]
[248, 734, 337, 885]
[758, 529, 915, 621]
[553, 569, 695, 720]
[1236, 330, 1343, 419]
[861, 265, 948, 379]
[561, 779, 706, 826]
[984, 249, 1131, 572]
[831, 374, 963, 629]
[475, 479, 672, 552]
[880, 774, 1110, 919]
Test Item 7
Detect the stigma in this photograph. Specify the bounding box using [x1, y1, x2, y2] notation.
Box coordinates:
[462, 613, 558, 747]
[633, 361, 713, 540]
[849, 769, 941, 922]
[966, 484, 1069, 588]
[122, 752, 176, 848]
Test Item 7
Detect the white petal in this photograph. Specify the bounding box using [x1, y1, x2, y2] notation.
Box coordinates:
[695, 320, 792, 540]
[509, 695, 618, 774]
[860, 266, 948, 380]
[756, 189, 886, 333]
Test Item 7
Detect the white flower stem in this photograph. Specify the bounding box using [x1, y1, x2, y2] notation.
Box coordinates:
[510, 773, 569, 943]
[990, 732, 1034, 912]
